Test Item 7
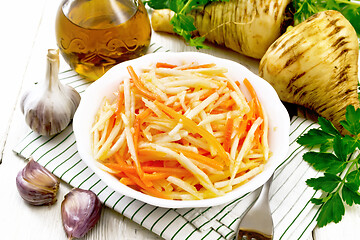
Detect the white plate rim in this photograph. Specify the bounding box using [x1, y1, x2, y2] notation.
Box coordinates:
[73, 51, 290, 208]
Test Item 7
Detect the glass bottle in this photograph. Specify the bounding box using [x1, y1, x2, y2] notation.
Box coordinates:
[55, 0, 151, 81]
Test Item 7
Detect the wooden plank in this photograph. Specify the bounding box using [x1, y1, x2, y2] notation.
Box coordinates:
[0, 0, 47, 163]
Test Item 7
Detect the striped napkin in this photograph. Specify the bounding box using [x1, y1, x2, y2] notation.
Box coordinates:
[13, 46, 322, 240]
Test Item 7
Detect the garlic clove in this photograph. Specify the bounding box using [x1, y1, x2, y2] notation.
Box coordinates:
[20, 49, 81, 136]
[61, 188, 102, 239]
[16, 157, 60, 205]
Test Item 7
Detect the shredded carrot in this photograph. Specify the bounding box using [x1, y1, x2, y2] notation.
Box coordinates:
[223, 118, 233, 152]
[243, 78, 263, 120]
[180, 63, 216, 70]
[156, 62, 178, 68]
[143, 172, 169, 181]
[138, 149, 172, 161]
[243, 79, 257, 101]
[120, 177, 135, 186]
[106, 115, 116, 136]
[133, 108, 152, 153]
[199, 89, 216, 101]
[125, 172, 171, 199]
[141, 160, 164, 167]
[112, 172, 127, 179]
[236, 115, 248, 138]
[218, 99, 236, 109]
[243, 78, 265, 144]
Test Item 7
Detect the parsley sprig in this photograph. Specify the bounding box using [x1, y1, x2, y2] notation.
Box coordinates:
[293, 0, 360, 38]
[297, 105, 360, 227]
[143, 0, 229, 49]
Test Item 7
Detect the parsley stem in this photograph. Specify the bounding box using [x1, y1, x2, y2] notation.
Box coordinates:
[180, 0, 195, 15]
[327, 155, 359, 200]
[336, 157, 359, 194]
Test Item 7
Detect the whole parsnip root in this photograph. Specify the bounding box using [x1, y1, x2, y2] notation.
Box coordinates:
[259, 10, 360, 135]
[151, 0, 291, 59]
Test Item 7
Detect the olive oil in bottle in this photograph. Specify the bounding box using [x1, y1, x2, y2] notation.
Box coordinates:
[55, 0, 151, 81]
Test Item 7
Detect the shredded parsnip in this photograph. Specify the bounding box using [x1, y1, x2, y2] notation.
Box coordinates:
[91, 62, 270, 200]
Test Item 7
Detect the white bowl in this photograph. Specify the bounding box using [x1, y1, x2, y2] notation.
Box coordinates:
[73, 52, 290, 208]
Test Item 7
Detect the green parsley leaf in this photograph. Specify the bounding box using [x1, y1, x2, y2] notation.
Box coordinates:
[303, 152, 347, 174]
[342, 135, 360, 154]
[318, 117, 341, 136]
[296, 128, 334, 151]
[169, 0, 185, 13]
[306, 173, 341, 193]
[346, 168, 360, 187]
[324, 0, 341, 10]
[333, 135, 351, 162]
[143, 0, 170, 9]
[342, 182, 360, 206]
[316, 192, 345, 227]
[340, 105, 360, 135]
[170, 14, 197, 32]
[296, 116, 342, 152]
[189, 36, 209, 49]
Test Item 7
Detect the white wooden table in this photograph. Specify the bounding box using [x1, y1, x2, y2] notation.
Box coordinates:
[0, 0, 359, 239]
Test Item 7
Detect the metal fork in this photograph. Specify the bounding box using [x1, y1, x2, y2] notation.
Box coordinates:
[236, 175, 274, 240]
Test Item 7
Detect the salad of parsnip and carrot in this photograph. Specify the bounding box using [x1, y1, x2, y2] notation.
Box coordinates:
[91, 62, 269, 200]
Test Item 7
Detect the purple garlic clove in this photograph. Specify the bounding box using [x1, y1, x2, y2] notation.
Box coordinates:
[16, 157, 60, 205]
[61, 188, 102, 239]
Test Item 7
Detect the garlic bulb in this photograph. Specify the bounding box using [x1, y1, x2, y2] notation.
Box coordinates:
[61, 188, 102, 239]
[16, 157, 60, 205]
[20, 49, 81, 136]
